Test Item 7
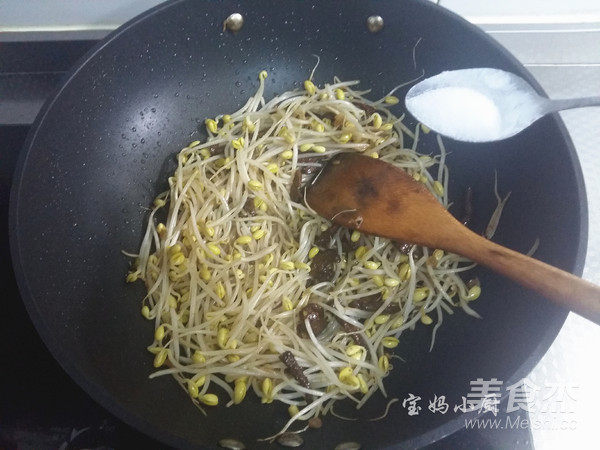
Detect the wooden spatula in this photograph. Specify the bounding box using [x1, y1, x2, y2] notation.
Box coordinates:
[305, 152, 600, 325]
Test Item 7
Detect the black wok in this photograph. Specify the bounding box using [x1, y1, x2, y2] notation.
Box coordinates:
[9, 0, 587, 449]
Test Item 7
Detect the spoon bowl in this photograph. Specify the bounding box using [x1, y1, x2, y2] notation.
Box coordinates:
[306, 153, 600, 325]
[405, 68, 600, 142]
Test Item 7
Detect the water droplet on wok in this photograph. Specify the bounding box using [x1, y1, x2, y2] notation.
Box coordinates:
[218, 438, 246, 449]
[277, 432, 303, 447]
[335, 442, 361, 450]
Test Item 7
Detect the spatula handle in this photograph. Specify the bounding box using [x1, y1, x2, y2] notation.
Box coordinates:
[453, 229, 600, 325]
[305, 152, 598, 324]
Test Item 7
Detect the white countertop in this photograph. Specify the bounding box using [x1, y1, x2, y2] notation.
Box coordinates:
[1, 0, 599, 32]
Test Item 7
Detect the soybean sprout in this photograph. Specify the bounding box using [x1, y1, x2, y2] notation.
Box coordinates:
[126, 71, 484, 438]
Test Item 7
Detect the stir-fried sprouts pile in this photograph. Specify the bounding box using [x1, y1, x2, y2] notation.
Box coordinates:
[126, 71, 484, 438]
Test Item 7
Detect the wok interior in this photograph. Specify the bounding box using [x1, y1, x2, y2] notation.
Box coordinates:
[11, 1, 585, 448]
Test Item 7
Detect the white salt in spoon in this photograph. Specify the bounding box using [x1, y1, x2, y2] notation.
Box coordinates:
[405, 68, 600, 142]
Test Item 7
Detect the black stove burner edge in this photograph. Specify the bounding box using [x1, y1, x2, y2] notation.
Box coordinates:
[0, 40, 98, 126]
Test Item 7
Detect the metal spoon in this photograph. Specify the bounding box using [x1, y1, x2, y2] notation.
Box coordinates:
[405, 68, 600, 142]
[306, 153, 600, 325]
